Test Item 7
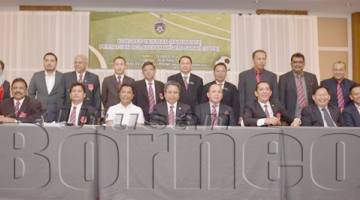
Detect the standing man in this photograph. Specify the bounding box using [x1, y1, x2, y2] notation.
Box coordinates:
[167, 55, 203, 110]
[301, 86, 342, 127]
[342, 84, 360, 127]
[133, 61, 164, 123]
[238, 49, 279, 119]
[102, 56, 135, 112]
[28, 52, 65, 122]
[321, 61, 356, 111]
[279, 53, 318, 119]
[64, 54, 101, 116]
[0, 78, 42, 123]
[195, 83, 235, 126]
[202, 62, 239, 121]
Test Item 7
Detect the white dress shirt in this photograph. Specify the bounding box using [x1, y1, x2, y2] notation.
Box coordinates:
[209, 102, 220, 117]
[76, 71, 86, 82]
[256, 101, 274, 126]
[116, 74, 124, 83]
[106, 102, 145, 126]
[13, 98, 25, 111]
[167, 102, 177, 118]
[181, 72, 190, 85]
[67, 102, 83, 126]
[45, 71, 56, 94]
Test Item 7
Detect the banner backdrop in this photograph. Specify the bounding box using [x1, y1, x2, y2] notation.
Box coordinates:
[89, 12, 231, 70]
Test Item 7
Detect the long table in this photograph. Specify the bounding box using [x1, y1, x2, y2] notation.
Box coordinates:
[0, 124, 359, 200]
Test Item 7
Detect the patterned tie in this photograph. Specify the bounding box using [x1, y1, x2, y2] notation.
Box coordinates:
[264, 104, 270, 117]
[336, 81, 345, 109]
[117, 76, 122, 86]
[168, 105, 175, 125]
[148, 82, 156, 113]
[78, 73, 83, 83]
[322, 108, 335, 127]
[14, 101, 20, 116]
[69, 106, 77, 125]
[211, 104, 218, 126]
[255, 71, 261, 83]
[295, 75, 307, 108]
[183, 76, 189, 90]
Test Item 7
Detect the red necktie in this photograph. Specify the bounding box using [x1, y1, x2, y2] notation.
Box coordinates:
[337, 81, 345, 109]
[295, 75, 307, 108]
[183, 76, 189, 90]
[211, 104, 218, 126]
[14, 101, 20, 116]
[78, 73, 83, 83]
[117, 76, 122, 86]
[168, 105, 175, 125]
[256, 72, 261, 83]
[148, 82, 156, 113]
[69, 106, 77, 125]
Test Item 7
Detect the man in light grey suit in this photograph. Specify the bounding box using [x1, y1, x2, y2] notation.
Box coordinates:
[279, 52, 318, 119]
[238, 49, 279, 120]
[28, 52, 65, 122]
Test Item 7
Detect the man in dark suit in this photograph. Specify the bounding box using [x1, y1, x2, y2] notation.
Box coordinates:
[320, 61, 356, 111]
[243, 81, 299, 127]
[202, 62, 240, 121]
[0, 60, 10, 102]
[133, 61, 164, 123]
[58, 82, 97, 125]
[102, 56, 135, 112]
[279, 52, 318, 119]
[342, 84, 360, 127]
[167, 56, 203, 110]
[64, 54, 101, 116]
[150, 81, 193, 126]
[28, 52, 65, 122]
[0, 78, 42, 123]
[301, 86, 342, 127]
[195, 83, 235, 126]
[238, 49, 279, 119]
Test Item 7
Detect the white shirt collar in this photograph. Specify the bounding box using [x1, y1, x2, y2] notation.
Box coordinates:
[167, 101, 177, 110]
[181, 72, 191, 78]
[119, 102, 133, 109]
[76, 71, 86, 78]
[13, 97, 25, 105]
[258, 100, 270, 107]
[45, 70, 56, 76]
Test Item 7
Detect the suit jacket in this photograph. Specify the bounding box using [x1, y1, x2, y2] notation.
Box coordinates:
[342, 103, 360, 127]
[301, 105, 342, 127]
[202, 81, 240, 120]
[238, 68, 279, 117]
[64, 71, 101, 115]
[243, 100, 293, 126]
[320, 78, 356, 108]
[167, 73, 203, 109]
[28, 70, 65, 122]
[0, 96, 42, 123]
[279, 71, 318, 118]
[102, 74, 135, 110]
[133, 79, 164, 123]
[150, 102, 194, 126]
[194, 102, 235, 126]
[57, 104, 98, 125]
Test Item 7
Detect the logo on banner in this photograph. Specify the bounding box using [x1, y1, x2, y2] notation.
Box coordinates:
[154, 15, 166, 34]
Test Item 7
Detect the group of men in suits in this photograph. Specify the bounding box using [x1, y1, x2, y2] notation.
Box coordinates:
[0, 50, 359, 127]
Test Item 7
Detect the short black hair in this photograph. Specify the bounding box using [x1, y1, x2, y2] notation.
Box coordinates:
[164, 80, 181, 93]
[252, 49, 267, 59]
[0, 60, 4, 70]
[142, 61, 156, 70]
[255, 81, 271, 91]
[113, 56, 126, 64]
[312, 86, 330, 95]
[70, 82, 86, 93]
[118, 83, 134, 94]
[178, 55, 192, 64]
[207, 82, 222, 92]
[291, 52, 305, 62]
[11, 78, 28, 89]
[43, 52, 58, 62]
[349, 84, 360, 94]
[213, 62, 227, 71]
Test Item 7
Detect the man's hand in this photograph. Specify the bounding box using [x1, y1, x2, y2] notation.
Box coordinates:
[0, 116, 17, 123]
[291, 118, 301, 127]
[264, 117, 281, 126]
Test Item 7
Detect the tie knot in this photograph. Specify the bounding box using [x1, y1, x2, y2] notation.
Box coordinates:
[16, 101, 20, 105]
[212, 104, 217, 109]
[73, 106, 77, 110]
[170, 105, 174, 109]
[183, 76, 188, 80]
[321, 108, 326, 112]
[148, 82, 153, 85]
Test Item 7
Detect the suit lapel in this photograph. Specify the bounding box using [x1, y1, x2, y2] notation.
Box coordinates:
[77, 104, 87, 125]
[40, 71, 49, 95]
[289, 73, 297, 98]
[255, 102, 267, 118]
[154, 81, 162, 103]
[141, 80, 149, 104]
[17, 97, 29, 115]
[352, 104, 360, 125]
[313, 106, 324, 126]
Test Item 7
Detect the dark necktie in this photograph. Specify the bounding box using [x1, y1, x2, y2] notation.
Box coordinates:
[321, 108, 335, 127]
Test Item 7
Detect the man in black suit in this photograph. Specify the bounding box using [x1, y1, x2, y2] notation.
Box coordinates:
[301, 86, 342, 127]
[28, 52, 65, 122]
[238, 49, 279, 119]
[102, 56, 135, 112]
[243, 81, 299, 127]
[195, 83, 235, 126]
[0, 60, 10, 102]
[150, 81, 193, 126]
[202, 62, 240, 121]
[167, 55, 203, 110]
[279, 53, 318, 119]
[58, 82, 97, 125]
[342, 84, 360, 127]
[320, 61, 356, 111]
[64, 54, 101, 116]
[133, 61, 164, 123]
[0, 78, 42, 123]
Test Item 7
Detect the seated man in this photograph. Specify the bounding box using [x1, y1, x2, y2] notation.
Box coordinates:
[301, 86, 342, 127]
[342, 84, 360, 127]
[243, 81, 299, 127]
[106, 84, 144, 127]
[58, 82, 97, 125]
[0, 78, 42, 123]
[150, 81, 193, 126]
[195, 83, 235, 126]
